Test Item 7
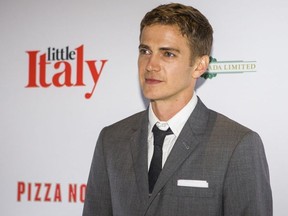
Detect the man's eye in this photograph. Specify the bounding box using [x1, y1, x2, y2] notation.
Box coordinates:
[139, 48, 151, 55]
[164, 52, 175, 58]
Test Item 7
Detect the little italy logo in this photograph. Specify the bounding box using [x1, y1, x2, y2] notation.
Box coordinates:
[25, 45, 108, 99]
[201, 57, 257, 79]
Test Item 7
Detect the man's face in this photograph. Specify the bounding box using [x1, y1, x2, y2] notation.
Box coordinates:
[138, 24, 197, 103]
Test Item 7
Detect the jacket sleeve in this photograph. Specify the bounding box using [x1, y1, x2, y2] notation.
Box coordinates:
[223, 131, 273, 216]
[82, 128, 113, 216]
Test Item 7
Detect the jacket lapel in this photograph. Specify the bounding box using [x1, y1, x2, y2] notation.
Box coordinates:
[147, 98, 210, 203]
[130, 111, 150, 204]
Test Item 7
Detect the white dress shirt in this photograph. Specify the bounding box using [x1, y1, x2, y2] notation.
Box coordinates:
[148, 93, 198, 169]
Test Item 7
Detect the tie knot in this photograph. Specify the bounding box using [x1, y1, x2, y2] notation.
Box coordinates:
[152, 124, 173, 147]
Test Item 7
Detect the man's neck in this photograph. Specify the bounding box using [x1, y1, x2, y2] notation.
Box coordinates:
[151, 95, 193, 121]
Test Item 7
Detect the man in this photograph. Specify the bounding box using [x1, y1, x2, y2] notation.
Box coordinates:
[83, 3, 272, 216]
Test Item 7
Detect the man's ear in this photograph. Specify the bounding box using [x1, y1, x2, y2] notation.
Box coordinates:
[192, 55, 209, 79]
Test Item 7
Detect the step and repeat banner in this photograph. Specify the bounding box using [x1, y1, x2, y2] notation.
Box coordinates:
[1, 0, 288, 215]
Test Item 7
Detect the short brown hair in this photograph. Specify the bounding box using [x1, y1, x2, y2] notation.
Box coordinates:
[140, 3, 213, 59]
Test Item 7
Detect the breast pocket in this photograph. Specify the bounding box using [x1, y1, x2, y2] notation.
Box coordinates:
[172, 180, 214, 198]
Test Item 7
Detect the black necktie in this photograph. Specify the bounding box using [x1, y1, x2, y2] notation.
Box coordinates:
[148, 124, 173, 194]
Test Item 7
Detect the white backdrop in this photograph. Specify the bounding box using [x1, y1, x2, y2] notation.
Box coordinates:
[1, 0, 287, 215]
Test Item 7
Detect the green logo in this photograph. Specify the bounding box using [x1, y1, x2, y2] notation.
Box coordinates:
[201, 57, 257, 79]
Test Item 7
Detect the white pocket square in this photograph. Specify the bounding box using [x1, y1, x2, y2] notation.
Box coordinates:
[177, 179, 209, 188]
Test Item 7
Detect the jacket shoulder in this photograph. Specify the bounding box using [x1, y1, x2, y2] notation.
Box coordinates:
[211, 110, 251, 134]
[207, 109, 258, 149]
[103, 110, 147, 135]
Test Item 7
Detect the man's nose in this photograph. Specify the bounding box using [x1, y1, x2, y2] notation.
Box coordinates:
[145, 54, 161, 72]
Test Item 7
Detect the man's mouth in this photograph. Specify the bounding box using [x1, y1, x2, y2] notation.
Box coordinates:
[145, 78, 162, 84]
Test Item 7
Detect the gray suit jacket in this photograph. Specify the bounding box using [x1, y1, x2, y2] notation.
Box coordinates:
[83, 98, 272, 216]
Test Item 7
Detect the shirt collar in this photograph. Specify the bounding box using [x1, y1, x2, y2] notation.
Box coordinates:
[148, 92, 198, 137]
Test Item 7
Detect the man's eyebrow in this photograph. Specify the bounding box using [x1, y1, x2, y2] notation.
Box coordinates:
[138, 44, 149, 49]
[138, 44, 180, 53]
[159, 47, 180, 53]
